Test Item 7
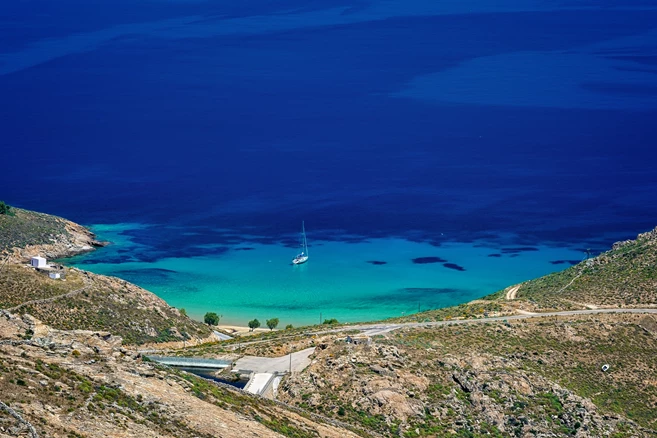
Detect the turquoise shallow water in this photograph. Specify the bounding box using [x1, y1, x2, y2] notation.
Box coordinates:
[67, 223, 586, 327]
[4, 1, 657, 327]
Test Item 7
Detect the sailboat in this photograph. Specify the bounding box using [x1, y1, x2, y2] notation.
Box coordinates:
[292, 221, 309, 265]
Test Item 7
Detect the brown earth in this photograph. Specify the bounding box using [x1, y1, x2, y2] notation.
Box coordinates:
[0, 310, 360, 438]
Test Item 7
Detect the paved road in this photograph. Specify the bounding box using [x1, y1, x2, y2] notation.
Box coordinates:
[234, 347, 315, 374]
[237, 348, 316, 397]
[348, 308, 657, 332]
[228, 308, 657, 349]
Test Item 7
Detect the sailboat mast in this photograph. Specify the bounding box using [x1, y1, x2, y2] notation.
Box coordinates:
[302, 221, 308, 255]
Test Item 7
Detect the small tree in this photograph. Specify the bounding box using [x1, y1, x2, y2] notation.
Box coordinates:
[248, 319, 261, 331]
[0, 201, 12, 216]
[204, 312, 220, 326]
[179, 308, 187, 317]
[322, 318, 339, 325]
[285, 324, 294, 330]
[266, 318, 279, 331]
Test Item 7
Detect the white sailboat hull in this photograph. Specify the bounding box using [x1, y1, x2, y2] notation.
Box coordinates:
[292, 255, 309, 265]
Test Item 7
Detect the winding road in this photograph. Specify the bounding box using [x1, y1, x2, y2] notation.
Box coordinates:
[226, 308, 657, 349]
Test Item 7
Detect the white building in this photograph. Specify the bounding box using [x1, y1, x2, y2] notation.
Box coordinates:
[49, 272, 61, 279]
[30, 256, 47, 268]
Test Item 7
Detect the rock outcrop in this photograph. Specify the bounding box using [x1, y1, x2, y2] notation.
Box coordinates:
[1, 208, 107, 263]
[9, 217, 107, 262]
[279, 318, 656, 437]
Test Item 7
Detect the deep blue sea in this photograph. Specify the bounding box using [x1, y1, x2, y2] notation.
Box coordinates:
[2, 0, 657, 325]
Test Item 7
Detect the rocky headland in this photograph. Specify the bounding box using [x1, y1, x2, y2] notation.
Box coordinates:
[0, 208, 108, 263]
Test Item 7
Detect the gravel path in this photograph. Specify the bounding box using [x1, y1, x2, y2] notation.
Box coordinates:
[7, 273, 91, 313]
[505, 285, 521, 300]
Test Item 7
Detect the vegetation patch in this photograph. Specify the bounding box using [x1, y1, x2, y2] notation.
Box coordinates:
[0, 208, 69, 253]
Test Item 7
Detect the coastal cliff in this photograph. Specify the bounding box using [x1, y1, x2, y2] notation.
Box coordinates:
[0, 208, 107, 262]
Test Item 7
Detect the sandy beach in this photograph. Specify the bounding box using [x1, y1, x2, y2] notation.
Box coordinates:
[216, 325, 272, 336]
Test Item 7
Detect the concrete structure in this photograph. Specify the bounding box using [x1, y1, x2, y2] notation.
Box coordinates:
[346, 335, 371, 345]
[146, 356, 232, 369]
[244, 372, 285, 398]
[244, 373, 274, 395]
[233, 347, 315, 375]
[30, 256, 47, 268]
[213, 330, 233, 341]
[49, 272, 61, 279]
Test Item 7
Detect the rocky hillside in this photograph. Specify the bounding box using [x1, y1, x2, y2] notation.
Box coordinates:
[277, 313, 657, 437]
[163, 312, 657, 437]
[0, 310, 360, 438]
[496, 226, 657, 312]
[0, 208, 107, 262]
[0, 263, 212, 345]
[0, 208, 211, 345]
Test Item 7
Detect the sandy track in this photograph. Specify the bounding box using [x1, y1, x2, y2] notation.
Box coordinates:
[505, 285, 521, 300]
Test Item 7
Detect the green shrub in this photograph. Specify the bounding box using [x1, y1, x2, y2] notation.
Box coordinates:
[266, 318, 279, 330]
[204, 312, 220, 326]
[0, 201, 13, 216]
[248, 319, 261, 331]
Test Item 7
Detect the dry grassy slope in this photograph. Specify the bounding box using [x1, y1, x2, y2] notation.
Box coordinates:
[278, 314, 657, 437]
[0, 263, 212, 345]
[495, 226, 657, 311]
[0, 312, 359, 438]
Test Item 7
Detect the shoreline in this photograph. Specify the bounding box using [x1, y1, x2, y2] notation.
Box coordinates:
[64, 230, 592, 326]
[61, 220, 616, 329]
